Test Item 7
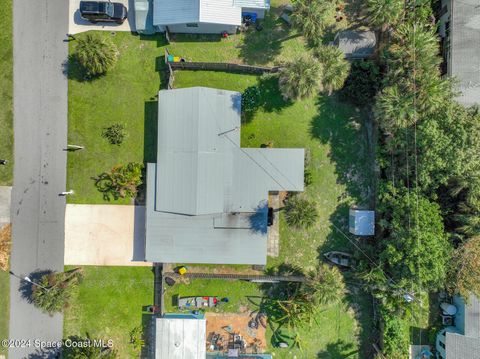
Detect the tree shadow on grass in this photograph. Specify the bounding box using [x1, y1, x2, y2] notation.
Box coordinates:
[239, 6, 301, 65]
[169, 33, 223, 43]
[317, 340, 358, 358]
[310, 96, 375, 208]
[242, 74, 293, 123]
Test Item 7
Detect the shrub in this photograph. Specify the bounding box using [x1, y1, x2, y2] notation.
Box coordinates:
[31, 268, 83, 315]
[102, 123, 127, 145]
[75, 34, 118, 77]
[340, 60, 380, 106]
[284, 195, 318, 228]
[95, 162, 144, 201]
[241, 86, 261, 115]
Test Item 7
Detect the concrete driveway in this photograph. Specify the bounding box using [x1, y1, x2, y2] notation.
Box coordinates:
[69, 0, 136, 34]
[0, 186, 11, 228]
[65, 204, 150, 266]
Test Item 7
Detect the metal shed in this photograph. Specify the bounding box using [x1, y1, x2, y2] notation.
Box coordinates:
[155, 316, 206, 359]
[349, 209, 375, 236]
[334, 30, 376, 59]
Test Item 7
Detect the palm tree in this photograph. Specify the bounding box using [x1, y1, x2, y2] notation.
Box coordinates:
[303, 264, 345, 305]
[31, 268, 83, 315]
[278, 55, 323, 100]
[315, 45, 351, 95]
[75, 34, 119, 77]
[374, 84, 415, 130]
[290, 0, 337, 42]
[284, 195, 319, 228]
[366, 0, 404, 31]
[65, 333, 118, 359]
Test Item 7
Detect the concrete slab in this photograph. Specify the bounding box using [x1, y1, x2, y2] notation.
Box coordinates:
[0, 186, 11, 227]
[68, 0, 136, 34]
[65, 204, 150, 266]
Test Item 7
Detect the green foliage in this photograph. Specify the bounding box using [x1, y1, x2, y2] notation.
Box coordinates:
[102, 123, 127, 145]
[284, 195, 318, 228]
[65, 333, 118, 358]
[366, 0, 404, 29]
[31, 269, 83, 315]
[377, 185, 450, 292]
[381, 310, 409, 358]
[129, 326, 145, 353]
[340, 60, 380, 106]
[241, 85, 261, 115]
[291, 0, 337, 42]
[314, 45, 351, 95]
[94, 162, 143, 201]
[279, 55, 323, 100]
[304, 264, 345, 306]
[448, 236, 480, 300]
[75, 34, 118, 77]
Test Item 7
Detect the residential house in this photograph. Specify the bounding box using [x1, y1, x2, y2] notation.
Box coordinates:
[436, 294, 480, 358]
[144, 87, 304, 265]
[438, 0, 480, 106]
[152, 0, 270, 34]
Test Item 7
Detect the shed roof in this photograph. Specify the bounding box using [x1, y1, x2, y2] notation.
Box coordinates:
[445, 333, 480, 359]
[334, 31, 376, 59]
[349, 209, 375, 236]
[449, 0, 480, 106]
[145, 87, 304, 264]
[153, 0, 242, 26]
[234, 0, 270, 9]
[155, 317, 206, 359]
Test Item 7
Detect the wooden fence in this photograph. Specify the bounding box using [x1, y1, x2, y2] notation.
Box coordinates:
[168, 61, 280, 74]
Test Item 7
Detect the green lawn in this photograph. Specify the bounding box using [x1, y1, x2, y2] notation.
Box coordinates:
[64, 266, 154, 357]
[0, 0, 13, 185]
[0, 270, 9, 358]
[164, 278, 262, 313]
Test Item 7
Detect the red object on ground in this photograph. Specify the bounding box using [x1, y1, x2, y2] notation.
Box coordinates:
[222, 31, 228, 38]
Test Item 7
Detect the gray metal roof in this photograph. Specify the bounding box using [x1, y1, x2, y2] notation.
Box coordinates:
[153, 0, 242, 26]
[450, 0, 480, 106]
[446, 332, 480, 359]
[145, 87, 304, 264]
[334, 31, 376, 59]
[233, 0, 270, 9]
[453, 294, 480, 338]
[155, 317, 206, 359]
[349, 209, 375, 236]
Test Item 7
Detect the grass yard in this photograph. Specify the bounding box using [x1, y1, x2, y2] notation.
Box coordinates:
[164, 278, 262, 313]
[64, 266, 154, 357]
[0, 0, 13, 185]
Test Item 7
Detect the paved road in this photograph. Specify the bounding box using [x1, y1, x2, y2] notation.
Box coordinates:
[9, 0, 68, 357]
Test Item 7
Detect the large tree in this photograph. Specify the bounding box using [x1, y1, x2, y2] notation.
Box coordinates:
[75, 34, 119, 77]
[366, 0, 404, 30]
[290, 0, 337, 42]
[314, 45, 350, 95]
[377, 186, 450, 292]
[448, 236, 480, 300]
[278, 55, 323, 100]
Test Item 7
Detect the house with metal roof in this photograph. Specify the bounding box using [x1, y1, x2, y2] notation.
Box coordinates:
[145, 87, 304, 265]
[349, 209, 375, 236]
[152, 0, 270, 34]
[436, 294, 480, 359]
[439, 0, 480, 106]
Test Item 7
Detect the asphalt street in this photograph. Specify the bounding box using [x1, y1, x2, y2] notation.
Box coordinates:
[9, 0, 68, 357]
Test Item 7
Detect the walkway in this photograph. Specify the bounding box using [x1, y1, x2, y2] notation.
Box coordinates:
[65, 204, 150, 266]
[9, 0, 68, 357]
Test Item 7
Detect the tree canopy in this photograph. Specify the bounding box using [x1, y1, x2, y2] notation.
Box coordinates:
[291, 0, 337, 42]
[75, 34, 118, 77]
[448, 236, 480, 300]
[314, 45, 350, 95]
[377, 186, 450, 292]
[278, 55, 323, 100]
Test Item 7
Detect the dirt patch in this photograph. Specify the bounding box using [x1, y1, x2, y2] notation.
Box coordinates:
[168, 264, 264, 276]
[0, 224, 11, 271]
[205, 312, 267, 354]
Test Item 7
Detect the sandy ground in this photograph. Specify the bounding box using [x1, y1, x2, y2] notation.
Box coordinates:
[205, 312, 267, 353]
[68, 0, 136, 34]
[64, 204, 150, 266]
